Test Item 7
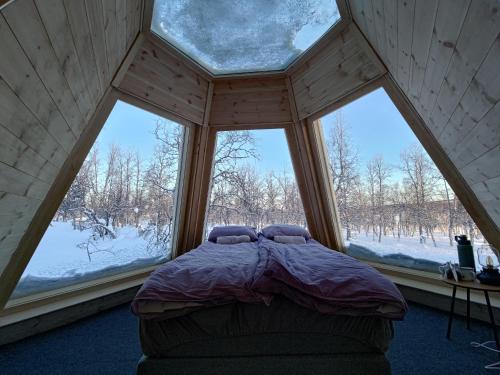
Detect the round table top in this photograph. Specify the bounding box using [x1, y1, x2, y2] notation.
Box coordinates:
[441, 276, 500, 292]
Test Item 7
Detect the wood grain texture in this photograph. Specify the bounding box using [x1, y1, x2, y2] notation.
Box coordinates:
[34, 0, 94, 121]
[118, 36, 209, 124]
[210, 77, 292, 126]
[0, 88, 120, 310]
[175, 125, 217, 256]
[382, 75, 499, 250]
[85, 0, 111, 91]
[350, 0, 500, 237]
[285, 119, 343, 250]
[2, 0, 84, 136]
[0, 0, 143, 308]
[290, 23, 385, 120]
[0, 13, 76, 150]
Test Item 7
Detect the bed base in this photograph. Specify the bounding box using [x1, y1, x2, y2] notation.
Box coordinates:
[137, 353, 391, 375]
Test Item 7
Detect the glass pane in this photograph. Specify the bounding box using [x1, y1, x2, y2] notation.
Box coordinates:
[320, 88, 487, 273]
[151, 0, 341, 75]
[11, 101, 184, 299]
[206, 129, 306, 233]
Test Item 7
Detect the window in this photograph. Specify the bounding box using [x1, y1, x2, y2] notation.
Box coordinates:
[11, 101, 185, 299]
[320, 88, 486, 273]
[206, 128, 306, 233]
[151, 0, 340, 75]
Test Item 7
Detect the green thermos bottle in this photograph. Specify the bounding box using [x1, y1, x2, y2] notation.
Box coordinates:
[455, 235, 475, 269]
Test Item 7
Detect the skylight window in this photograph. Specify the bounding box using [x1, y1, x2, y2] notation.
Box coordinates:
[151, 0, 341, 75]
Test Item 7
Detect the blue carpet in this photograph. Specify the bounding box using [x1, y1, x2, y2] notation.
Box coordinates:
[0, 302, 497, 374]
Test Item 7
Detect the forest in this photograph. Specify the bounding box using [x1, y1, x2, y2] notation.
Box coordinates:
[49, 112, 482, 266]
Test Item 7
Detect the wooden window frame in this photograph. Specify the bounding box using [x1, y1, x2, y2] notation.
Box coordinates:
[308, 73, 500, 290]
[0, 90, 193, 323]
[140, 0, 352, 81]
[201, 125, 311, 240]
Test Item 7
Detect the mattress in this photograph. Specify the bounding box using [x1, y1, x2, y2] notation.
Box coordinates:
[140, 296, 393, 358]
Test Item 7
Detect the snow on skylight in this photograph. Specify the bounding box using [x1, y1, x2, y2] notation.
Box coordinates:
[151, 0, 341, 75]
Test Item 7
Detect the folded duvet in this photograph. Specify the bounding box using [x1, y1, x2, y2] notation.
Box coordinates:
[253, 238, 407, 319]
[132, 237, 407, 320]
[131, 240, 270, 319]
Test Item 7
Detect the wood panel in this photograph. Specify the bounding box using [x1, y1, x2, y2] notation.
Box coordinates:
[284, 119, 343, 250]
[350, 0, 500, 235]
[175, 125, 217, 255]
[0, 0, 143, 309]
[382, 75, 500, 251]
[118, 36, 210, 124]
[290, 23, 386, 120]
[209, 77, 292, 127]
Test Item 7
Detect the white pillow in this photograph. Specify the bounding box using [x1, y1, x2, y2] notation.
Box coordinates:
[216, 235, 251, 245]
[273, 235, 307, 245]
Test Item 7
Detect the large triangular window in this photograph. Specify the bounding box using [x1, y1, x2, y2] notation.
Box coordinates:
[10, 101, 185, 300]
[319, 88, 487, 272]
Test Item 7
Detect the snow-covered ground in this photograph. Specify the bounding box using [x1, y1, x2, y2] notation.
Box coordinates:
[13, 222, 485, 298]
[345, 232, 485, 272]
[12, 221, 170, 299]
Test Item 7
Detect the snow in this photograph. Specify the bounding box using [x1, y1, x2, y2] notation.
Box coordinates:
[14, 220, 486, 299]
[151, 0, 340, 74]
[12, 221, 170, 299]
[345, 232, 486, 273]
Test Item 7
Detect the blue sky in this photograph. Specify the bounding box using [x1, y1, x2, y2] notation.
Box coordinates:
[95, 100, 176, 161]
[96, 89, 423, 182]
[321, 87, 420, 169]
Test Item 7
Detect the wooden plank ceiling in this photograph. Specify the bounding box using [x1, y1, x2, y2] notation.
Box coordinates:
[118, 36, 210, 124]
[349, 0, 500, 232]
[289, 23, 385, 120]
[0, 0, 142, 306]
[5, 0, 499, 308]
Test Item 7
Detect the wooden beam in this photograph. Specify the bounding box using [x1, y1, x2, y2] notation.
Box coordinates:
[0, 88, 120, 310]
[211, 122, 292, 132]
[112, 32, 145, 88]
[141, 0, 153, 33]
[336, 0, 351, 20]
[116, 89, 192, 128]
[382, 75, 500, 249]
[285, 120, 343, 250]
[285, 76, 343, 250]
[202, 82, 214, 126]
[174, 125, 217, 256]
[307, 75, 383, 123]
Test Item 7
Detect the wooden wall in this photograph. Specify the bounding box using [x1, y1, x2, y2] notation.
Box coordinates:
[349, 0, 500, 233]
[289, 23, 386, 120]
[118, 37, 211, 125]
[210, 78, 293, 128]
[0, 0, 142, 308]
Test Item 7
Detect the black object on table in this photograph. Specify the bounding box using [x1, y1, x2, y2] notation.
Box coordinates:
[443, 277, 500, 356]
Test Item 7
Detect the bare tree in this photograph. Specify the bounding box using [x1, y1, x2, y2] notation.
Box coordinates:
[324, 112, 359, 240]
[400, 144, 440, 246]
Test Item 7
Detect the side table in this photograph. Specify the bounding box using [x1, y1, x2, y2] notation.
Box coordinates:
[442, 277, 500, 354]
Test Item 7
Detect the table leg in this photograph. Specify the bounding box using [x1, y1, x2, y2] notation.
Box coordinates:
[467, 288, 471, 330]
[484, 291, 500, 356]
[447, 285, 457, 339]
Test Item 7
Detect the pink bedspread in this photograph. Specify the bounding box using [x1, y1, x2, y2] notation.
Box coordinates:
[132, 237, 407, 320]
[253, 238, 407, 319]
[131, 241, 270, 318]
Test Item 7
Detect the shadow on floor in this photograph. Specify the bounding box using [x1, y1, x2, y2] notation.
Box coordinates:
[0, 302, 497, 374]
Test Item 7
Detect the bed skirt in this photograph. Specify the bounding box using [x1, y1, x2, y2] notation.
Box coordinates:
[137, 353, 391, 375]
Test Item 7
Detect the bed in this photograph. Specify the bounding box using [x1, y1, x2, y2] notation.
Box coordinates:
[132, 225, 407, 375]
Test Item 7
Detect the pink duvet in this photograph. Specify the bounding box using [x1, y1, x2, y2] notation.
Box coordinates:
[131, 237, 407, 320]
